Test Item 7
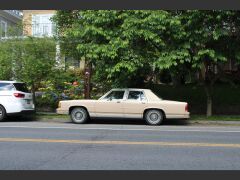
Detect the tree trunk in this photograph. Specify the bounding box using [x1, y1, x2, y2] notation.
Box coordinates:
[205, 85, 213, 117]
[206, 93, 212, 117]
[31, 83, 36, 110]
[84, 62, 92, 99]
[199, 63, 214, 117]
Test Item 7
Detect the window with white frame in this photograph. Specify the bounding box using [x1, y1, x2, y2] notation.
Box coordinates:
[0, 20, 7, 38]
[32, 14, 55, 37]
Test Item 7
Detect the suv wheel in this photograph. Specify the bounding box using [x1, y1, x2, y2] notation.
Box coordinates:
[70, 107, 89, 124]
[144, 109, 164, 125]
[0, 105, 7, 122]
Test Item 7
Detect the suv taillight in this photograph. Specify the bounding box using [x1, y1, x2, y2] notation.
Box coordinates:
[14, 93, 25, 98]
[185, 103, 189, 112]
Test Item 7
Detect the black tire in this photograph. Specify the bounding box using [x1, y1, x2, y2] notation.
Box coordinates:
[0, 105, 7, 122]
[70, 107, 89, 124]
[144, 109, 164, 125]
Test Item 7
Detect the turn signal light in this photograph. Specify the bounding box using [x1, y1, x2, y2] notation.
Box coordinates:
[14, 93, 25, 98]
[185, 103, 189, 112]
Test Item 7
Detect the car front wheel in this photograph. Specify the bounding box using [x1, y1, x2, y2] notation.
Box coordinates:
[144, 109, 164, 125]
[0, 105, 7, 122]
[70, 107, 89, 124]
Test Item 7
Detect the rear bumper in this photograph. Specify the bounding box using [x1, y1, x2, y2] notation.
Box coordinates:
[166, 113, 190, 119]
[7, 110, 36, 116]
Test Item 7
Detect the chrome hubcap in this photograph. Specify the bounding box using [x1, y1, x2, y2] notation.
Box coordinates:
[74, 112, 83, 120]
[0, 109, 2, 117]
[149, 113, 159, 121]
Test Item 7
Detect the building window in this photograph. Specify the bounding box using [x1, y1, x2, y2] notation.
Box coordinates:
[0, 20, 7, 38]
[32, 14, 55, 37]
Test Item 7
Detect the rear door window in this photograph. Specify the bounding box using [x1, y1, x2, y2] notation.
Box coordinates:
[0, 83, 14, 91]
[128, 91, 145, 100]
[13, 83, 30, 93]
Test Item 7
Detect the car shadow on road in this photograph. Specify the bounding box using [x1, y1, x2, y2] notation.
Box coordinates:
[83, 118, 190, 126]
[4, 116, 37, 122]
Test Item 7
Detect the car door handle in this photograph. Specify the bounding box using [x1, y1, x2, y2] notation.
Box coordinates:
[117, 101, 121, 103]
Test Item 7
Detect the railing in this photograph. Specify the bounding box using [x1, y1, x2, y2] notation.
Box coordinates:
[3, 10, 23, 19]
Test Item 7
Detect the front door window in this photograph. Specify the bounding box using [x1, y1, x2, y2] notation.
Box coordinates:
[103, 91, 125, 100]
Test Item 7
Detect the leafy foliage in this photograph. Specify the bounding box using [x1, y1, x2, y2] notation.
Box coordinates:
[0, 37, 56, 104]
[53, 10, 190, 87]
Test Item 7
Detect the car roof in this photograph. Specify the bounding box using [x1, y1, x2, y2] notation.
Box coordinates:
[0, 80, 24, 84]
[111, 88, 151, 91]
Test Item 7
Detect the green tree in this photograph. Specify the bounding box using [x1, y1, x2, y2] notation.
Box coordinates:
[53, 10, 188, 86]
[0, 37, 56, 104]
[0, 40, 13, 79]
[53, 10, 240, 117]
[180, 10, 240, 116]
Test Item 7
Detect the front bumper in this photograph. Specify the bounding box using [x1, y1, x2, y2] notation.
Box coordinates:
[56, 108, 68, 115]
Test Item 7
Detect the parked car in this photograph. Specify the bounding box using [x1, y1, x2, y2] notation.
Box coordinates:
[0, 81, 35, 121]
[57, 88, 190, 125]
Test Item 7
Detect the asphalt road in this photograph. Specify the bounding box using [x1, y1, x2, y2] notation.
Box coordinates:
[1, 119, 240, 170]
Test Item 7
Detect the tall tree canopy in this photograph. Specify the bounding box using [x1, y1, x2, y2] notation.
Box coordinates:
[54, 10, 189, 87]
[180, 10, 240, 116]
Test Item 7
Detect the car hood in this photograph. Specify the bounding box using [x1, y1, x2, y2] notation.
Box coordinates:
[61, 99, 98, 103]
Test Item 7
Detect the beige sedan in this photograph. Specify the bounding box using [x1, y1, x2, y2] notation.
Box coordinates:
[57, 88, 190, 125]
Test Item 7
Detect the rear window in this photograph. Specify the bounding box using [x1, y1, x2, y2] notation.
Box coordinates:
[0, 83, 14, 91]
[13, 83, 30, 93]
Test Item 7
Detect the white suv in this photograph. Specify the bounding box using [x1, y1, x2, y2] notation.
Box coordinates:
[0, 81, 35, 121]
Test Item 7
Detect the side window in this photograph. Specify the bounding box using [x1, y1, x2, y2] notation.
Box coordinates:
[13, 83, 30, 93]
[127, 91, 145, 101]
[104, 91, 125, 100]
[0, 83, 14, 91]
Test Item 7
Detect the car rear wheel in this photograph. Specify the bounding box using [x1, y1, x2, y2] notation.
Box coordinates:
[70, 107, 89, 124]
[144, 109, 164, 125]
[0, 105, 7, 122]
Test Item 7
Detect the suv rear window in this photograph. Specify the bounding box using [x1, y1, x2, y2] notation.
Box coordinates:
[0, 83, 14, 91]
[13, 83, 30, 93]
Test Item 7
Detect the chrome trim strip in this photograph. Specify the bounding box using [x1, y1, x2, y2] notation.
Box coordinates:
[91, 113, 142, 119]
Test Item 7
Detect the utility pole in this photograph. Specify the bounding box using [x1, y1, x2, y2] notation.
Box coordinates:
[84, 62, 91, 99]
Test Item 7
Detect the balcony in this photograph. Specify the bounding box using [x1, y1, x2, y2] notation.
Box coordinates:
[3, 10, 23, 20]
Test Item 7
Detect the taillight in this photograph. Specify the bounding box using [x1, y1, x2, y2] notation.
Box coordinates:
[14, 93, 25, 98]
[185, 103, 189, 112]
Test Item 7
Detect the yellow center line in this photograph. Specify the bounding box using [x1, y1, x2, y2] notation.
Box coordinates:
[0, 138, 240, 148]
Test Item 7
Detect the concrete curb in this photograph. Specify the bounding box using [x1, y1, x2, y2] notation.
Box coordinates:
[189, 120, 240, 126]
[36, 112, 240, 126]
[35, 117, 240, 126]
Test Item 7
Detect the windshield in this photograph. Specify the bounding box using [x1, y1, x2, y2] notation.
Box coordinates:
[13, 83, 30, 93]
